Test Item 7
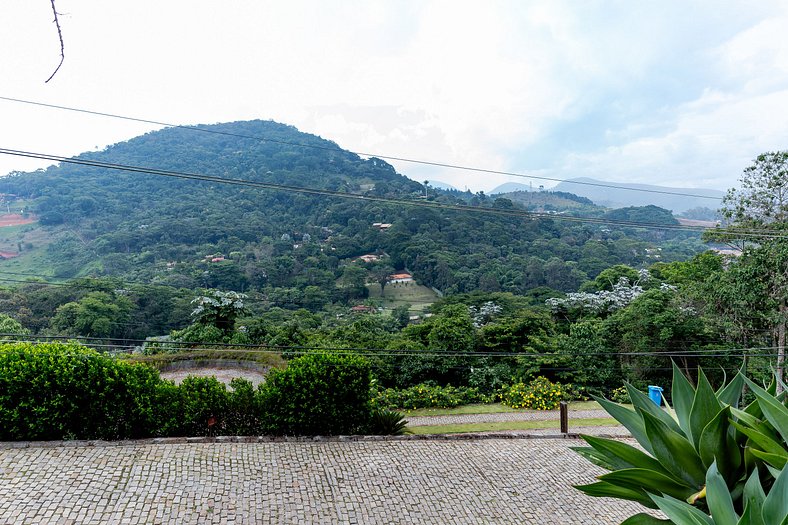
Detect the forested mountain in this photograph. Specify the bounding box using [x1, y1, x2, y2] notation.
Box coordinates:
[0, 120, 705, 307]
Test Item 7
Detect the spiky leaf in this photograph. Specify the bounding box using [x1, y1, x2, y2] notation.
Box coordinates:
[600, 468, 696, 500]
[689, 369, 724, 450]
[581, 435, 674, 476]
[651, 494, 715, 525]
[673, 362, 697, 435]
[742, 377, 788, 444]
[575, 481, 657, 509]
[594, 395, 654, 455]
[621, 513, 673, 525]
[706, 461, 739, 525]
[698, 406, 741, 480]
[761, 466, 788, 525]
[643, 411, 707, 488]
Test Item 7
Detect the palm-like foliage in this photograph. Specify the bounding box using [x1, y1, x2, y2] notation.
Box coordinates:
[574, 363, 787, 524]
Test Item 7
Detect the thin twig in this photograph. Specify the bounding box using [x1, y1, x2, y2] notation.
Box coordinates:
[45, 0, 65, 83]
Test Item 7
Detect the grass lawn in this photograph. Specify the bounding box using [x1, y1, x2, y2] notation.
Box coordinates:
[404, 400, 602, 417]
[406, 417, 619, 435]
[366, 282, 438, 313]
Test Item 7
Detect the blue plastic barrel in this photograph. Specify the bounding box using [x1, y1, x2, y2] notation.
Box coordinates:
[648, 385, 663, 406]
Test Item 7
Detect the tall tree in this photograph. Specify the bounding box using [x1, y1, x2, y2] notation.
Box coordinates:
[713, 151, 788, 392]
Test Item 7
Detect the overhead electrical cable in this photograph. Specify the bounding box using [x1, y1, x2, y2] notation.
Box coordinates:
[0, 95, 723, 201]
[0, 147, 773, 238]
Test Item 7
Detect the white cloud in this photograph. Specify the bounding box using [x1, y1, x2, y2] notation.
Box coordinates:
[0, 1, 787, 195]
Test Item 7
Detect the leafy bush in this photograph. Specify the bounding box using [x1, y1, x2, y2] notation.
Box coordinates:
[372, 383, 496, 410]
[501, 376, 565, 410]
[169, 376, 229, 437]
[609, 385, 630, 404]
[365, 408, 408, 435]
[574, 363, 788, 524]
[0, 342, 161, 440]
[1, 344, 381, 439]
[259, 352, 372, 435]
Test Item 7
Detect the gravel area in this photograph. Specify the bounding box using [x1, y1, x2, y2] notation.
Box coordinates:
[159, 367, 267, 387]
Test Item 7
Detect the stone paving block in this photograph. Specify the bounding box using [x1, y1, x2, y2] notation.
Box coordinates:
[0, 438, 656, 524]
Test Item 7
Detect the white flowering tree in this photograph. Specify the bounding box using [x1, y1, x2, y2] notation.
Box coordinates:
[191, 290, 248, 333]
[546, 269, 675, 317]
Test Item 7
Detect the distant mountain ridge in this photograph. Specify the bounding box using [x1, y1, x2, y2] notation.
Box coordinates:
[490, 178, 724, 213]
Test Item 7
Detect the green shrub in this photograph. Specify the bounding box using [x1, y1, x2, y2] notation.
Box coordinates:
[372, 383, 496, 410]
[365, 408, 409, 435]
[259, 352, 372, 435]
[225, 378, 263, 436]
[0, 342, 161, 440]
[172, 376, 229, 437]
[501, 376, 565, 410]
[608, 385, 630, 404]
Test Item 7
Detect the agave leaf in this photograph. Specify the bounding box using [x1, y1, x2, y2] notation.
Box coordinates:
[699, 406, 741, 480]
[766, 465, 782, 479]
[621, 513, 673, 525]
[706, 461, 739, 525]
[730, 407, 764, 428]
[737, 504, 756, 525]
[741, 470, 766, 525]
[717, 370, 745, 409]
[643, 410, 707, 488]
[689, 369, 724, 450]
[731, 421, 788, 458]
[761, 466, 788, 525]
[581, 435, 674, 477]
[748, 448, 788, 470]
[600, 468, 696, 500]
[571, 446, 618, 471]
[593, 395, 654, 455]
[627, 382, 686, 437]
[575, 481, 657, 509]
[650, 494, 715, 525]
[673, 362, 696, 436]
[742, 377, 788, 444]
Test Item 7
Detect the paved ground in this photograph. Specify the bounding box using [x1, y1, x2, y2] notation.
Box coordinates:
[0, 438, 651, 524]
[406, 409, 612, 427]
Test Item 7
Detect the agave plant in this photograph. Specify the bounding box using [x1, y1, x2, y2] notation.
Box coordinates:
[573, 363, 788, 524]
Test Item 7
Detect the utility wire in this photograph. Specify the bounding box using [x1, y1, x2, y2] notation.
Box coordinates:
[0, 333, 781, 359]
[0, 147, 770, 238]
[0, 95, 724, 201]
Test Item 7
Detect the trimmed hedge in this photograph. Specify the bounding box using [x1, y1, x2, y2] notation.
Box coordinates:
[259, 352, 371, 436]
[0, 343, 373, 440]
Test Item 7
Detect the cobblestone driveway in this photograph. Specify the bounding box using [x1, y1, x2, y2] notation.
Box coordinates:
[0, 438, 648, 524]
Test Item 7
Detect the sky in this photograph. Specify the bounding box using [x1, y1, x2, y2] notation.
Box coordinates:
[1, 1, 787, 194]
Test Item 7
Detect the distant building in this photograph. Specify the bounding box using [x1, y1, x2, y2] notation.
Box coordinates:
[388, 272, 413, 283]
[372, 222, 393, 231]
[350, 305, 377, 314]
[356, 254, 380, 263]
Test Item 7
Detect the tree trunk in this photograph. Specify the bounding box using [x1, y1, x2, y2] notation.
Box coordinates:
[778, 307, 786, 396]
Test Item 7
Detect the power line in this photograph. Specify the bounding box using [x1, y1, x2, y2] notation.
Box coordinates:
[0, 147, 770, 238]
[0, 95, 724, 201]
[0, 333, 781, 359]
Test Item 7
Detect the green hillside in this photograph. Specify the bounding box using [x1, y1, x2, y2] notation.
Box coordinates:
[0, 120, 705, 307]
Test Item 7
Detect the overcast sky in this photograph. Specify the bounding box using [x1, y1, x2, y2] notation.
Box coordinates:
[1, 1, 787, 193]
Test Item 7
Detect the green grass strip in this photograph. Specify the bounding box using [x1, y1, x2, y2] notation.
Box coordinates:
[406, 417, 619, 435]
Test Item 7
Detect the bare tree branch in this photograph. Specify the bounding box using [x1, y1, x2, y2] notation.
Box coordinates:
[45, 0, 65, 83]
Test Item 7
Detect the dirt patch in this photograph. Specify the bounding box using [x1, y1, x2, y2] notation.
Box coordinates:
[0, 214, 36, 227]
[159, 366, 268, 387]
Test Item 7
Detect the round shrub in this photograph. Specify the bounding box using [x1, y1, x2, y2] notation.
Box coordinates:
[259, 352, 372, 435]
[501, 376, 565, 410]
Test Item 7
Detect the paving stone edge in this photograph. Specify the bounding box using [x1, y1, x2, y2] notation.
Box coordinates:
[0, 431, 629, 449]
